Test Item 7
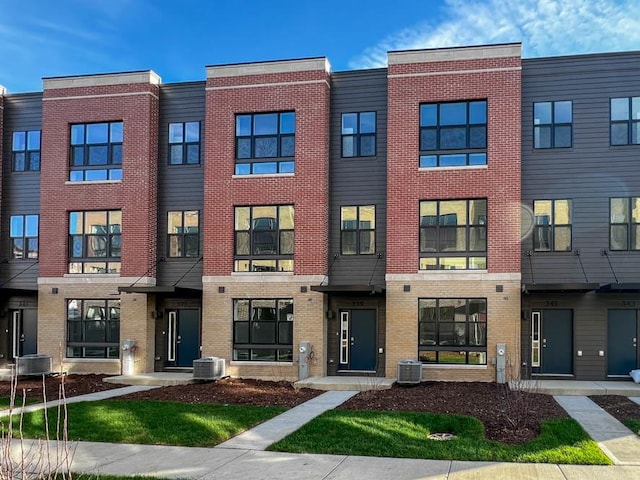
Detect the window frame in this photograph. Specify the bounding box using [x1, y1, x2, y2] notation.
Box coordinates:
[168, 121, 201, 165]
[419, 199, 487, 270]
[609, 197, 640, 251]
[232, 298, 293, 362]
[66, 298, 120, 359]
[341, 111, 376, 158]
[419, 100, 487, 168]
[68, 210, 122, 274]
[610, 97, 640, 146]
[418, 298, 487, 365]
[533, 100, 573, 149]
[167, 210, 200, 258]
[532, 199, 573, 252]
[340, 205, 376, 255]
[9, 214, 39, 260]
[12, 130, 41, 172]
[69, 121, 123, 182]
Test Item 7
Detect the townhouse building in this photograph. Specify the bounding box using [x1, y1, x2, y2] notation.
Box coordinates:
[0, 42, 638, 383]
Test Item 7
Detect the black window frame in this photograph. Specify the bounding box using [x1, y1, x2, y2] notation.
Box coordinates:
[68, 210, 122, 274]
[610, 97, 640, 146]
[532, 199, 573, 252]
[167, 210, 200, 258]
[11, 130, 41, 172]
[234, 111, 296, 175]
[69, 121, 123, 182]
[341, 111, 376, 158]
[168, 121, 201, 165]
[340, 205, 376, 255]
[419, 199, 487, 270]
[9, 214, 39, 260]
[234, 205, 294, 272]
[66, 298, 120, 359]
[533, 101, 573, 149]
[418, 298, 487, 365]
[610, 197, 640, 251]
[232, 298, 293, 362]
[419, 100, 487, 168]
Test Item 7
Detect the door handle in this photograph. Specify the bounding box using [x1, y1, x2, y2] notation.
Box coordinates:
[350, 337, 355, 346]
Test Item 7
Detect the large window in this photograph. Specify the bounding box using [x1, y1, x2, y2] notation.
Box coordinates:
[419, 100, 487, 167]
[167, 211, 199, 258]
[70, 122, 123, 181]
[235, 112, 295, 175]
[68, 210, 121, 274]
[611, 97, 640, 145]
[341, 112, 376, 157]
[10, 215, 38, 259]
[234, 205, 294, 272]
[67, 299, 120, 359]
[610, 197, 640, 250]
[534, 101, 572, 148]
[533, 200, 572, 251]
[12, 130, 41, 171]
[233, 298, 293, 362]
[419, 199, 487, 270]
[169, 122, 200, 165]
[340, 205, 375, 255]
[418, 298, 487, 365]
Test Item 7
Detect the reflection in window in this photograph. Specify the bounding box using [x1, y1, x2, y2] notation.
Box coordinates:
[534, 101, 572, 148]
[340, 205, 375, 254]
[68, 210, 121, 274]
[611, 97, 640, 146]
[341, 112, 376, 157]
[167, 211, 199, 257]
[533, 199, 572, 251]
[10, 215, 38, 259]
[66, 298, 120, 359]
[69, 122, 123, 181]
[610, 197, 640, 250]
[12, 130, 41, 171]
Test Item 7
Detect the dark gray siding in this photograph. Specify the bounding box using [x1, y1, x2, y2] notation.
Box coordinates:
[328, 69, 387, 287]
[157, 82, 205, 289]
[1, 93, 42, 290]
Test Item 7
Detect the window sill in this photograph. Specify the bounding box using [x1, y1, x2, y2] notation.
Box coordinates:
[418, 165, 487, 172]
[232, 173, 295, 179]
[65, 180, 122, 185]
[229, 361, 294, 367]
[63, 273, 120, 278]
[63, 358, 120, 363]
[422, 364, 487, 369]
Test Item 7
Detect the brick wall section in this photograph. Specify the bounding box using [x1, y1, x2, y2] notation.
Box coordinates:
[386, 54, 522, 274]
[203, 68, 330, 276]
[39, 82, 159, 278]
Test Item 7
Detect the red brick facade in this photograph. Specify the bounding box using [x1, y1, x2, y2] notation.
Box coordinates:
[386, 48, 522, 274]
[39, 78, 159, 278]
[203, 63, 331, 276]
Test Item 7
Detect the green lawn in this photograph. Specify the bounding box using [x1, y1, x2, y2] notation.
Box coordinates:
[6, 400, 286, 447]
[0, 396, 41, 409]
[625, 419, 640, 436]
[268, 410, 611, 465]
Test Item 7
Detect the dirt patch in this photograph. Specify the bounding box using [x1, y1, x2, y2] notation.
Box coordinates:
[590, 395, 640, 424]
[0, 374, 125, 403]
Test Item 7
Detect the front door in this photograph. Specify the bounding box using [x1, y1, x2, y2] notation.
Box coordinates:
[339, 309, 376, 372]
[608, 309, 638, 376]
[166, 309, 200, 368]
[535, 309, 573, 375]
[10, 309, 38, 360]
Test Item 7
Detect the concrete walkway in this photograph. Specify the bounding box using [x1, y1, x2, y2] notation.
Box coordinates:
[554, 395, 640, 466]
[631, 397, 640, 406]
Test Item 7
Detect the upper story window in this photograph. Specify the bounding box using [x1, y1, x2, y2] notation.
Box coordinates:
[533, 199, 572, 252]
[610, 197, 640, 250]
[534, 101, 572, 148]
[235, 112, 295, 175]
[341, 112, 376, 157]
[68, 210, 121, 274]
[234, 205, 294, 272]
[70, 122, 123, 182]
[419, 199, 487, 270]
[12, 130, 41, 171]
[340, 205, 375, 255]
[419, 100, 487, 168]
[611, 97, 640, 146]
[10, 215, 38, 259]
[169, 122, 200, 165]
[67, 298, 120, 359]
[167, 210, 199, 258]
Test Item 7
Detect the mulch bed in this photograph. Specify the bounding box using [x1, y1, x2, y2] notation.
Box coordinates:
[590, 395, 640, 424]
[0, 374, 125, 402]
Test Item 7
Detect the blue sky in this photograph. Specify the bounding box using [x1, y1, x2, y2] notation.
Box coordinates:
[0, 0, 638, 92]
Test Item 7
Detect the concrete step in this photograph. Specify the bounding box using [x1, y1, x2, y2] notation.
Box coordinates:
[104, 372, 196, 386]
[295, 376, 394, 391]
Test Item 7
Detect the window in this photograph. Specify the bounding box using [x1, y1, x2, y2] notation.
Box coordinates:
[167, 211, 199, 258]
[610, 197, 640, 250]
[10, 215, 38, 259]
[234, 205, 294, 272]
[534, 101, 572, 148]
[12, 130, 41, 171]
[67, 299, 120, 358]
[611, 97, 640, 145]
[419, 199, 487, 270]
[233, 298, 293, 361]
[235, 112, 295, 175]
[418, 298, 487, 365]
[340, 205, 375, 254]
[342, 112, 376, 157]
[70, 122, 123, 181]
[68, 210, 121, 274]
[533, 199, 572, 251]
[169, 122, 200, 165]
[419, 100, 487, 167]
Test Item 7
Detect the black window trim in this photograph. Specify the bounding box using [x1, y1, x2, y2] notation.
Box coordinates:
[340, 204, 376, 255]
[66, 298, 120, 359]
[9, 214, 39, 260]
[167, 210, 200, 258]
[532, 199, 573, 252]
[11, 130, 41, 172]
[610, 97, 640, 146]
[609, 196, 640, 251]
[68, 210, 122, 274]
[69, 121, 123, 182]
[533, 100, 573, 149]
[341, 111, 377, 158]
[168, 121, 201, 165]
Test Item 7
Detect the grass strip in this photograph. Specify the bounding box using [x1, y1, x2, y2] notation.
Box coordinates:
[268, 410, 611, 465]
[0, 396, 41, 409]
[5, 400, 286, 447]
[624, 419, 640, 436]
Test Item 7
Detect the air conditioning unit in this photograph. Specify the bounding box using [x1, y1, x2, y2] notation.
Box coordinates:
[17, 354, 53, 376]
[397, 359, 422, 385]
[193, 357, 226, 380]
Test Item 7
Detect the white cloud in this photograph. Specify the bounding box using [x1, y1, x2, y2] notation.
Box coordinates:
[350, 0, 640, 68]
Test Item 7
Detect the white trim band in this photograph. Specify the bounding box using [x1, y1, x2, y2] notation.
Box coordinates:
[43, 71, 161, 90]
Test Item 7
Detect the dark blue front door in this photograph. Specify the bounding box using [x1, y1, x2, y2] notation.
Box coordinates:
[344, 309, 377, 371]
[608, 310, 638, 376]
[167, 309, 201, 368]
[541, 309, 573, 375]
